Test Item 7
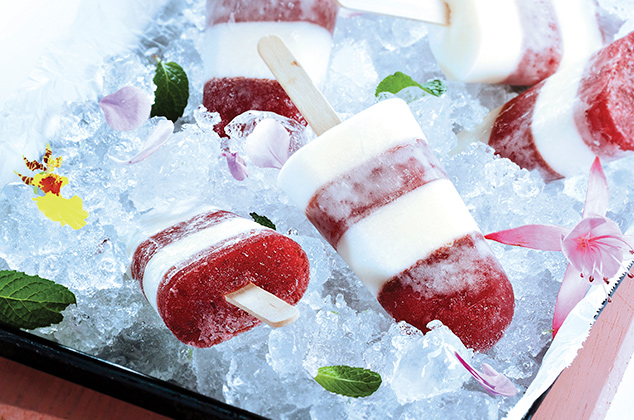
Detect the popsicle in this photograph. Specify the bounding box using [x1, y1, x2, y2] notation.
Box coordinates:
[260, 35, 514, 351]
[128, 204, 310, 347]
[456, 31, 634, 181]
[336, 0, 607, 86]
[202, 0, 338, 136]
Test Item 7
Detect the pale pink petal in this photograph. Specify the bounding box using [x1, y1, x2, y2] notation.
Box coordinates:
[99, 86, 152, 131]
[561, 217, 629, 279]
[583, 157, 609, 218]
[485, 224, 570, 251]
[454, 352, 517, 397]
[222, 151, 249, 181]
[125, 119, 174, 165]
[245, 119, 290, 169]
[552, 264, 589, 335]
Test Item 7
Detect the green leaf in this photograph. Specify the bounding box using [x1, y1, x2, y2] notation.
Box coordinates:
[151, 59, 190, 122]
[375, 71, 446, 98]
[250, 212, 276, 230]
[419, 79, 447, 97]
[0, 270, 76, 329]
[314, 366, 382, 398]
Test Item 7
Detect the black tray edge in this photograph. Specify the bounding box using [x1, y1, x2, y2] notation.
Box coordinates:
[0, 324, 268, 420]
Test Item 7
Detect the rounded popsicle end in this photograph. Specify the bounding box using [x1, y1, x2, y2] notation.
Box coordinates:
[377, 232, 515, 352]
[427, 0, 523, 84]
[158, 229, 310, 348]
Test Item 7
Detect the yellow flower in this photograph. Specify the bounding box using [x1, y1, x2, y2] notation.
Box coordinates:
[33, 194, 88, 230]
[16, 144, 89, 229]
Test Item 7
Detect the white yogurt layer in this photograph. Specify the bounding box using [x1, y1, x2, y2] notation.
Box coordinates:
[279, 98, 479, 296]
[551, 0, 604, 69]
[428, 0, 523, 84]
[428, 0, 603, 84]
[531, 63, 596, 177]
[126, 201, 220, 259]
[203, 21, 332, 87]
[278, 98, 426, 211]
[337, 179, 479, 296]
[142, 216, 263, 313]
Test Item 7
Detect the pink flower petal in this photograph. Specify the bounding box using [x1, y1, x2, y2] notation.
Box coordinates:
[454, 352, 518, 397]
[245, 119, 291, 169]
[561, 216, 631, 280]
[485, 224, 570, 251]
[124, 119, 174, 165]
[552, 264, 589, 335]
[99, 86, 152, 131]
[583, 157, 609, 218]
[222, 151, 249, 181]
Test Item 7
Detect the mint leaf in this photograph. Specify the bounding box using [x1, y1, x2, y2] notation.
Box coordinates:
[0, 270, 76, 329]
[250, 212, 276, 230]
[151, 59, 189, 122]
[375, 71, 446, 98]
[419, 79, 447, 97]
[314, 366, 382, 398]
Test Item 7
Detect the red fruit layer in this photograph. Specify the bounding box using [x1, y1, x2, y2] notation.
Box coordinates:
[574, 31, 634, 156]
[488, 84, 563, 181]
[156, 230, 310, 347]
[131, 210, 237, 291]
[203, 77, 306, 137]
[502, 0, 562, 86]
[378, 232, 514, 352]
[207, 0, 338, 33]
[306, 139, 447, 248]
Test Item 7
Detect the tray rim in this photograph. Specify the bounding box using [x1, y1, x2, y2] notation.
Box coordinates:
[0, 323, 269, 420]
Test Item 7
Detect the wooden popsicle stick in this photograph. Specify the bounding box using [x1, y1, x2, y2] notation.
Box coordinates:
[336, 0, 450, 26]
[258, 35, 342, 136]
[225, 282, 299, 328]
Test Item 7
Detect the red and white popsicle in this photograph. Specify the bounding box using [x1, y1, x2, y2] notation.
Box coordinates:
[202, 0, 338, 136]
[129, 204, 310, 347]
[456, 31, 634, 181]
[259, 36, 515, 351]
[337, 0, 607, 86]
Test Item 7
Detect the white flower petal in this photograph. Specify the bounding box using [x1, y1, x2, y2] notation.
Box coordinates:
[125, 119, 174, 165]
[245, 119, 290, 169]
[99, 86, 152, 131]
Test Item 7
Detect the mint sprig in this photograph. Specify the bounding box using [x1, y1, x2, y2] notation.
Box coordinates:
[314, 366, 382, 398]
[376, 71, 446, 98]
[250, 212, 276, 230]
[0, 270, 76, 329]
[151, 59, 189, 122]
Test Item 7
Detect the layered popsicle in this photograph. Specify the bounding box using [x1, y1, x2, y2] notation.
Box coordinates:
[129, 204, 310, 347]
[458, 31, 634, 181]
[428, 0, 607, 85]
[202, 0, 338, 136]
[278, 98, 515, 351]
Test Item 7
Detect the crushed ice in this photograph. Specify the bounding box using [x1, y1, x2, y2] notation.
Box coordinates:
[1, 0, 634, 419]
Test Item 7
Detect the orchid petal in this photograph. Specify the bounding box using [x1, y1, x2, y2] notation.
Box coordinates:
[454, 352, 517, 397]
[552, 264, 590, 335]
[99, 86, 152, 131]
[222, 151, 249, 181]
[245, 119, 291, 169]
[485, 224, 570, 251]
[124, 119, 174, 165]
[583, 157, 609, 218]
